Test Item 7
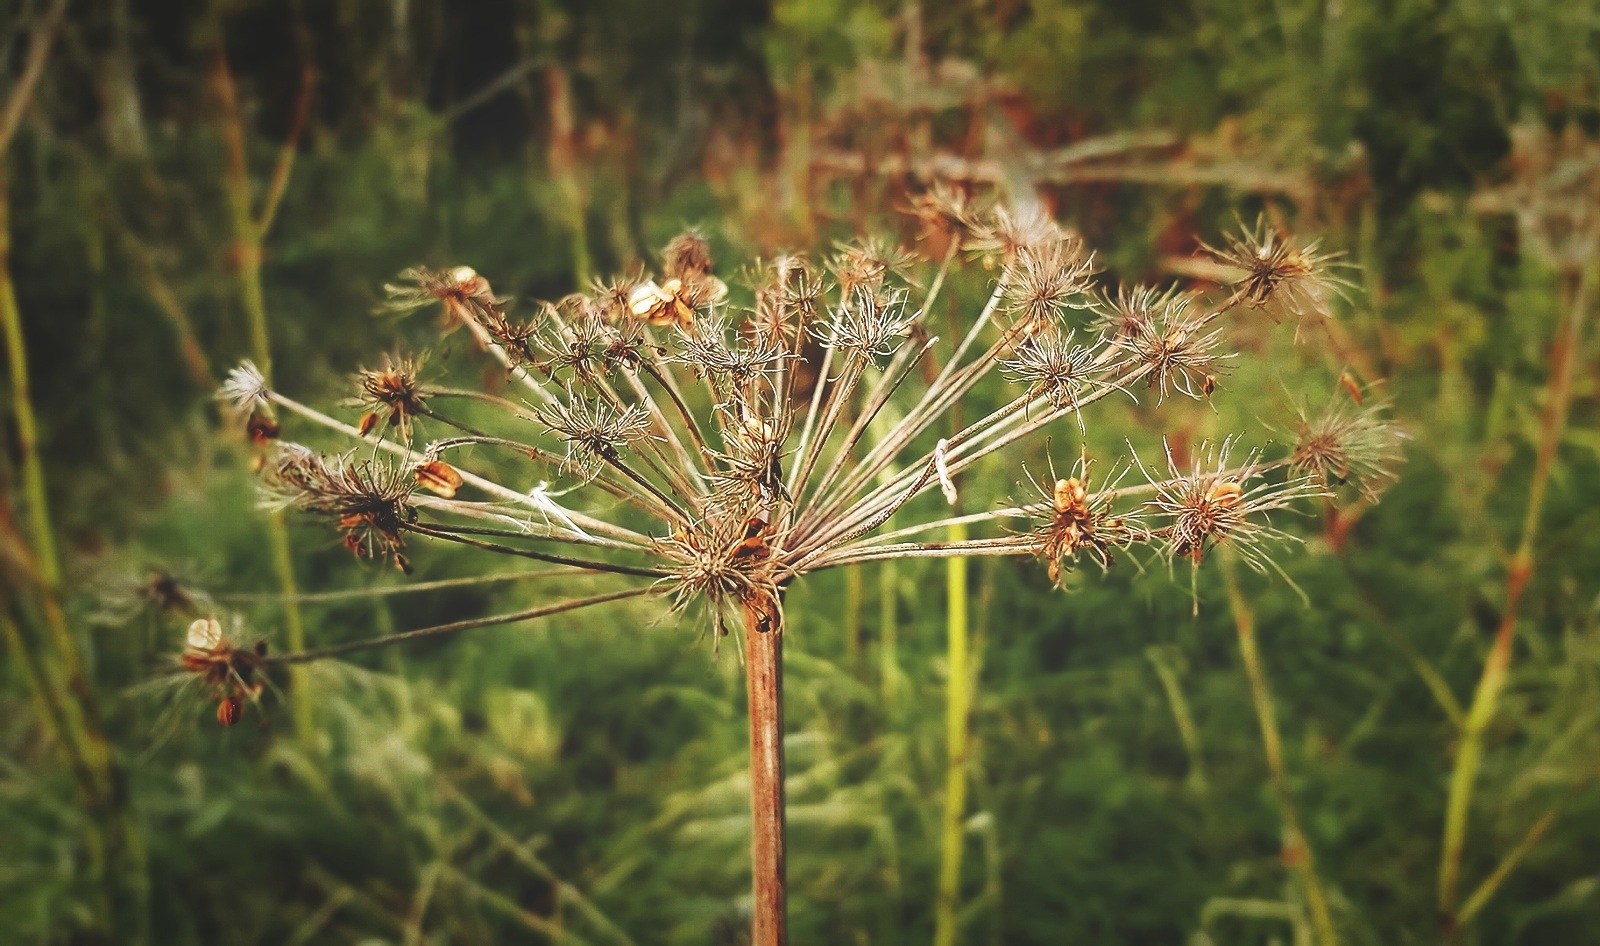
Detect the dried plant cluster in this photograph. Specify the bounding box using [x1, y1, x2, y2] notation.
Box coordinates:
[209, 205, 1395, 673]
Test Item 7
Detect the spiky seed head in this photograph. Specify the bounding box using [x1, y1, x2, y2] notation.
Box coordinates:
[829, 237, 916, 298]
[1114, 291, 1229, 402]
[1288, 391, 1405, 500]
[966, 203, 1064, 264]
[260, 446, 417, 567]
[1003, 238, 1097, 332]
[908, 181, 986, 244]
[351, 354, 427, 439]
[662, 232, 716, 282]
[1142, 437, 1324, 569]
[1201, 216, 1350, 323]
[812, 287, 917, 358]
[536, 393, 654, 477]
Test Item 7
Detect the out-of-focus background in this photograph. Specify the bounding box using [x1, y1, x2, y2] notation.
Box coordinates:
[2, 0, 1598, 943]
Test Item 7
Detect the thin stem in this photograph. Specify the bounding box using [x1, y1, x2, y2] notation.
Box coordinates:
[933, 518, 972, 946]
[1439, 260, 1592, 923]
[802, 335, 938, 514]
[787, 343, 837, 495]
[0, 0, 67, 152]
[640, 358, 715, 466]
[1145, 647, 1208, 794]
[215, 569, 586, 603]
[1222, 555, 1340, 946]
[1454, 808, 1559, 927]
[265, 588, 654, 665]
[402, 523, 669, 579]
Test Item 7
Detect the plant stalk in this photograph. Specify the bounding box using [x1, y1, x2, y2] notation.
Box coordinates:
[1438, 260, 1592, 924]
[933, 519, 972, 946]
[1223, 556, 1339, 946]
[744, 598, 787, 946]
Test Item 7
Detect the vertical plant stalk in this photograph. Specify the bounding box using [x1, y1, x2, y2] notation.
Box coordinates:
[0, 8, 151, 938]
[1223, 557, 1339, 946]
[744, 600, 787, 946]
[843, 563, 864, 671]
[1146, 646, 1209, 794]
[543, 65, 590, 287]
[210, 40, 318, 746]
[1438, 261, 1592, 925]
[4, 165, 152, 943]
[933, 519, 972, 946]
[879, 558, 901, 703]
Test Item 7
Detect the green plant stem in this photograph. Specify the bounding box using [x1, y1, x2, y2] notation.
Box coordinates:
[1222, 556, 1339, 946]
[210, 40, 315, 747]
[1455, 808, 1558, 927]
[933, 519, 971, 946]
[879, 557, 900, 704]
[2, 159, 149, 945]
[1146, 646, 1208, 794]
[1438, 261, 1592, 924]
[442, 779, 636, 945]
[844, 564, 863, 671]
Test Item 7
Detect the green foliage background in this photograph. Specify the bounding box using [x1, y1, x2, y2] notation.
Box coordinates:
[2, 0, 1599, 943]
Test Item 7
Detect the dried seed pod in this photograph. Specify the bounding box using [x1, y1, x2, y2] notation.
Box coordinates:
[1205, 481, 1244, 509]
[217, 696, 243, 727]
[247, 411, 280, 443]
[415, 460, 464, 498]
[186, 617, 223, 653]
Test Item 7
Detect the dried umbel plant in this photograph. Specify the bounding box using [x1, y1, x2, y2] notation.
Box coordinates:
[212, 207, 1394, 945]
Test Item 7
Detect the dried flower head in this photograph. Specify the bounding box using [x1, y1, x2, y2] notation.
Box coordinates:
[680, 315, 796, 399]
[710, 408, 791, 506]
[351, 354, 427, 440]
[1142, 437, 1324, 571]
[383, 265, 499, 315]
[1289, 389, 1405, 501]
[966, 202, 1063, 264]
[1091, 284, 1187, 340]
[536, 392, 655, 477]
[1001, 331, 1119, 430]
[590, 274, 645, 323]
[1114, 290, 1229, 402]
[909, 181, 987, 244]
[178, 616, 267, 728]
[223, 210, 1379, 711]
[1202, 217, 1349, 324]
[812, 287, 917, 358]
[629, 277, 727, 331]
[1003, 238, 1097, 332]
[220, 361, 270, 415]
[663, 232, 716, 282]
[829, 237, 917, 297]
[261, 446, 418, 571]
[657, 511, 780, 632]
[1024, 459, 1139, 582]
[755, 255, 827, 342]
[535, 308, 648, 382]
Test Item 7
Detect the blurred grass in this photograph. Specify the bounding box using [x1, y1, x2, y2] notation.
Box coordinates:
[2, 0, 1599, 944]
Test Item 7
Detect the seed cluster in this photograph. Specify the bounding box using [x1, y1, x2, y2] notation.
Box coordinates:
[207, 202, 1397, 692]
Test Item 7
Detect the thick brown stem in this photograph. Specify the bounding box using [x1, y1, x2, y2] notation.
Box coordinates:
[744, 599, 787, 946]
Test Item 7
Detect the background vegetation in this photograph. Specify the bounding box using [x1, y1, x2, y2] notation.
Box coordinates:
[2, 0, 1599, 943]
